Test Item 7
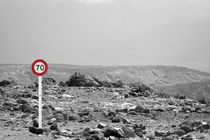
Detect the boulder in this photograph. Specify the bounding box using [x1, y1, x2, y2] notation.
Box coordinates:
[108, 136, 118, 140]
[134, 104, 144, 113]
[22, 93, 32, 98]
[16, 99, 28, 105]
[154, 130, 170, 137]
[128, 111, 138, 115]
[174, 129, 186, 136]
[103, 127, 124, 138]
[0, 80, 12, 87]
[83, 128, 105, 140]
[47, 118, 57, 125]
[181, 134, 193, 140]
[68, 114, 79, 121]
[65, 72, 100, 87]
[129, 83, 152, 93]
[53, 111, 68, 122]
[50, 123, 60, 131]
[199, 99, 206, 104]
[0, 88, 6, 99]
[59, 81, 67, 87]
[111, 117, 121, 123]
[108, 110, 116, 117]
[29, 126, 44, 135]
[121, 126, 136, 138]
[32, 119, 39, 127]
[133, 124, 146, 137]
[124, 93, 129, 98]
[97, 123, 108, 129]
[179, 96, 186, 100]
[201, 122, 210, 130]
[180, 125, 192, 133]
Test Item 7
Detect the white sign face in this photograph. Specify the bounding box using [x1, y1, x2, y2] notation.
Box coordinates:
[31, 59, 48, 76]
[34, 62, 46, 74]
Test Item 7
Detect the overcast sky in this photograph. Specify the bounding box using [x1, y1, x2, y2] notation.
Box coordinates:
[0, 0, 210, 72]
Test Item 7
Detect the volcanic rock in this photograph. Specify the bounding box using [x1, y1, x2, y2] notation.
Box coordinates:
[121, 126, 136, 138]
[181, 134, 193, 140]
[174, 129, 186, 136]
[29, 126, 44, 135]
[97, 123, 108, 129]
[103, 127, 124, 138]
[111, 117, 121, 123]
[32, 119, 39, 127]
[0, 80, 12, 87]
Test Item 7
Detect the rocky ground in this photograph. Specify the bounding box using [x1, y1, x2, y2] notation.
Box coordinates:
[1, 77, 210, 140]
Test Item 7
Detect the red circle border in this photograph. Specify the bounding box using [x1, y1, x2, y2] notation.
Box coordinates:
[31, 59, 48, 76]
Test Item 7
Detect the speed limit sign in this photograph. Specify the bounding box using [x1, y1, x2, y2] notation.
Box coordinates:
[31, 59, 48, 76]
[31, 59, 48, 129]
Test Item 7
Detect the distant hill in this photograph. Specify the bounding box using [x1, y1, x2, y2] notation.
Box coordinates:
[0, 64, 210, 101]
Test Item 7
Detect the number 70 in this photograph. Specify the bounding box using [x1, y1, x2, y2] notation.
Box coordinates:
[36, 64, 45, 71]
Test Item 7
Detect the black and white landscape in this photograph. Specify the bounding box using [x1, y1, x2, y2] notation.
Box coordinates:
[1, 0, 210, 140]
[0, 64, 210, 140]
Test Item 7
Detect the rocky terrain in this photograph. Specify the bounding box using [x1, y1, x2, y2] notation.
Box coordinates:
[0, 64, 210, 102]
[0, 71, 210, 140]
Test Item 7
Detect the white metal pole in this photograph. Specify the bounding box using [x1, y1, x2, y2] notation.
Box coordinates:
[38, 76, 42, 128]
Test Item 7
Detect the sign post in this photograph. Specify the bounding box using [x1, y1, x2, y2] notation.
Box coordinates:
[31, 59, 48, 129]
[38, 76, 42, 128]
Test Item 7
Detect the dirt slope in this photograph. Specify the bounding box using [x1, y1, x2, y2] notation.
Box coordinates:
[0, 64, 210, 101]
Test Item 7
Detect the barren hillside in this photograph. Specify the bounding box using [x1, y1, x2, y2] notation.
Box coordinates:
[0, 64, 210, 101]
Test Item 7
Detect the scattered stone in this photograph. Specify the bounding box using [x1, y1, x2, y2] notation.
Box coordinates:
[174, 129, 186, 136]
[181, 134, 193, 140]
[68, 114, 79, 121]
[97, 123, 108, 129]
[134, 104, 144, 113]
[180, 125, 192, 133]
[154, 130, 170, 137]
[32, 119, 39, 127]
[103, 127, 124, 138]
[29, 126, 44, 135]
[16, 99, 28, 105]
[0, 88, 6, 99]
[83, 128, 105, 140]
[199, 99, 206, 104]
[0, 80, 12, 87]
[59, 81, 67, 87]
[179, 96, 186, 100]
[53, 111, 67, 122]
[128, 111, 138, 115]
[121, 126, 136, 138]
[22, 93, 32, 98]
[50, 123, 60, 132]
[108, 111, 116, 117]
[111, 117, 121, 123]
[129, 83, 152, 94]
[108, 136, 118, 140]
[20, 113, 30, 118]
[124, 93, 129, 98]
[201, 122, 210, 130]
[133, 124, 146, 137]
[47, 118, 57, 125]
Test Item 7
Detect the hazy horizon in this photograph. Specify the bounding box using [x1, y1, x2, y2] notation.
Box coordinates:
[1, 0, 210, 72]
[0, 63, 210, 73]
